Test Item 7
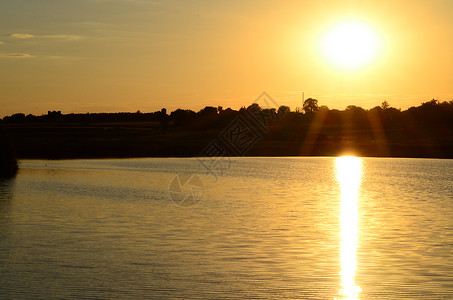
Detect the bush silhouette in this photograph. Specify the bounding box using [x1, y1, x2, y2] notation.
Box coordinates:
[0, 126, 18, 178]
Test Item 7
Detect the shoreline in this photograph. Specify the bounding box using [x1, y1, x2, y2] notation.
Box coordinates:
[16, 154, 453, 160]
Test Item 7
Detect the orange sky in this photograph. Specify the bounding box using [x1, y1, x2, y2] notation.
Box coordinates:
[1, 0, 453, 117]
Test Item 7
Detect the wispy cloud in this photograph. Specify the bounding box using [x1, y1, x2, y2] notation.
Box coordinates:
[0, 41, 3, 45]
[0, 53, 34, 58]
[42, 55, 65, 60]
[9, 33, 82, 41]
[41, 34, 82, 41]
[10, 33, 34, 39]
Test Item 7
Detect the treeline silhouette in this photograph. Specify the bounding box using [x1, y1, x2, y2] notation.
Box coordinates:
[0, 126, 18, 177]
[1, 99, 453, 158]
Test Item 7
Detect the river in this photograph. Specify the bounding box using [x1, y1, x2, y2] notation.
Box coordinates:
[1, 157, 452, 299]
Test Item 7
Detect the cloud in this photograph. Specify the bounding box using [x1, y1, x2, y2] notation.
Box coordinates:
[10, 33, 82, 41]
[43, 55, 65, 59]
[0, 41, 3, 45]
[11, 33, 83, 41]
[0, 53, 34, 58]
[41, 34, 82, 41]
[10, 33, 34, 39]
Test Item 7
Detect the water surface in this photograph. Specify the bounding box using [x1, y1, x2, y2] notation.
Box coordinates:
[1, 157, 452, 299]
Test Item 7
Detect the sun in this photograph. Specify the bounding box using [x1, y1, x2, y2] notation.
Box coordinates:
[321, 20, 380, 69]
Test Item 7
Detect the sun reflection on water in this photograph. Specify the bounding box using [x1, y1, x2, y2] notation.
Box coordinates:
[336, 156, 363, 299]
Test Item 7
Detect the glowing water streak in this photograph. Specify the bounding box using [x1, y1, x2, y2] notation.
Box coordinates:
[335, 156, 362, 299]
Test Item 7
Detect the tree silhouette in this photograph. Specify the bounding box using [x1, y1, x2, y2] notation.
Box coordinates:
[278, 105, 290, 116]
[303, 98, 318, 114]
[1, 98, 453, 159]
[247, 103, 262, 112]
[0, 126, 18, 178]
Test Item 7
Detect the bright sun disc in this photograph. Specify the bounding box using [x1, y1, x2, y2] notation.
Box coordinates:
[322, 21, 379, 68]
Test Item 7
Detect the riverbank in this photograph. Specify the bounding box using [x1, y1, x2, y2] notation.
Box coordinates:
[0, 126, 18, 177]
[3, 122, 453, 159]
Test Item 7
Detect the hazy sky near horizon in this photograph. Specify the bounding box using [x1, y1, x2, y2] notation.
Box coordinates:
[1, 0, 453, 116]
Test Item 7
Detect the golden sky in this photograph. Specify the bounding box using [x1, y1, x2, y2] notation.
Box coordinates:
[1, 0, 453, 116]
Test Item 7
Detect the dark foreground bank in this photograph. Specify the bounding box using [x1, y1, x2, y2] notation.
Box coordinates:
[0, 126, 18, 177]
[2, 121, 453, 159]
[2, 99, 453, 159]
